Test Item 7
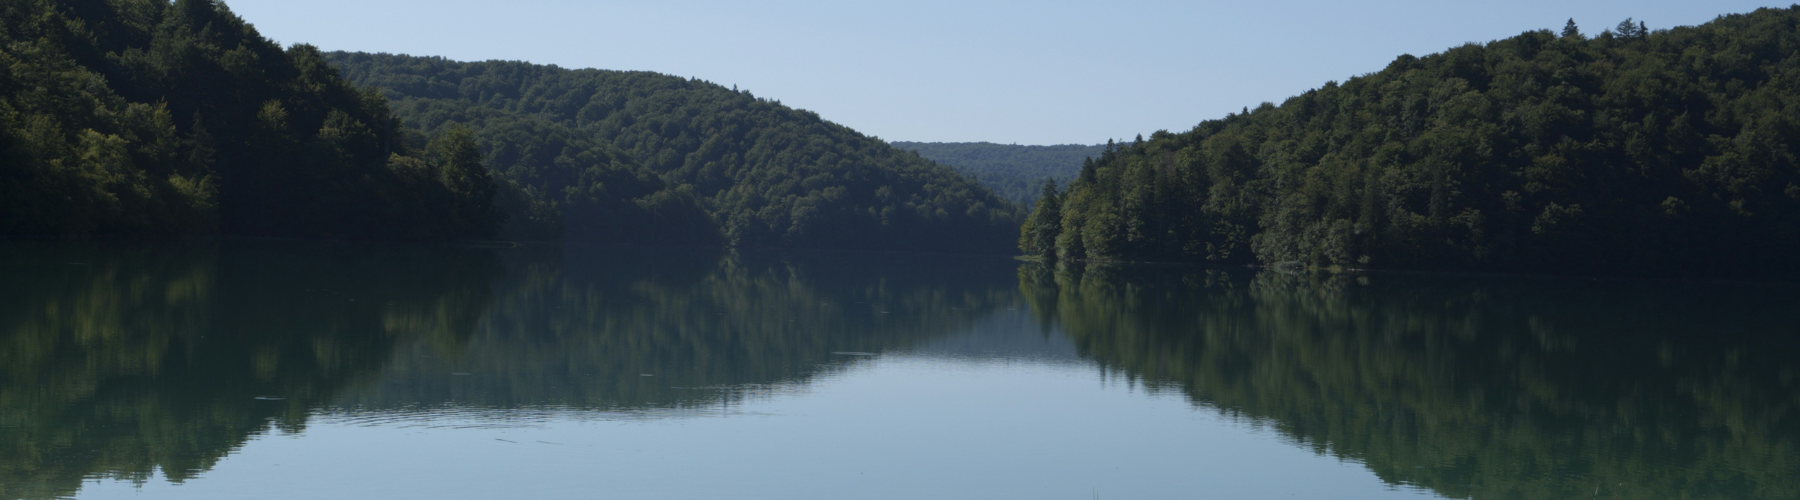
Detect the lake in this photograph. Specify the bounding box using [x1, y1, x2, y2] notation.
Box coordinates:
[2, 241, 1797, 499]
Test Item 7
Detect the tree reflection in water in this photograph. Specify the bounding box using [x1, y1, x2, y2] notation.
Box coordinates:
[1020, 261, 1800, 500]
[5, 241, 1793, 500]
[0, 242, 1018, 500]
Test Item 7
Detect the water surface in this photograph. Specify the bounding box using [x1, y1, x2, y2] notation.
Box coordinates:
[1, 241, 1796, 499]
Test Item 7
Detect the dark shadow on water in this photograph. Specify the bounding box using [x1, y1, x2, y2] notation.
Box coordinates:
[1020, 260, 1800, 500]
[0, 240, 500, 500]
[8, 240, 1795, 500]
[0, 241, 1023, 499]
[331, 243, 1026, 411]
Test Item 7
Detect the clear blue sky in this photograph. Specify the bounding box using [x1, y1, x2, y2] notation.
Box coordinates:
[225, 0, 1790, 145]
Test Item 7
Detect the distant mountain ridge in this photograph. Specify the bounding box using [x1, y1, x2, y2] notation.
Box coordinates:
[325, 52, 1022, 253]
[892, 141, 1105, 205]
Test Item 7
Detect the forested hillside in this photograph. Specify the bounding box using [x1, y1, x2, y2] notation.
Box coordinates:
[0, 0, 497, 239]
[891, 141, 1104, 205]
[325, 52, 1022, 253]
[1024, 9, 1800, 278]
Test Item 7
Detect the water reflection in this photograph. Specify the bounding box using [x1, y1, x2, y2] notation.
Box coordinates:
[4, 241, 1798, 500]
[0, 242, 1021, 499]
[0, 241, 497, 500]
[333, 245, 1022, 412]
[1019, 261, 1800, 500]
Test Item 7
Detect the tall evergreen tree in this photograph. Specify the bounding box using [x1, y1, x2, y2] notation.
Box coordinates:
[1616, 18, 1640, 38]
[1019, 179, 1063, 259]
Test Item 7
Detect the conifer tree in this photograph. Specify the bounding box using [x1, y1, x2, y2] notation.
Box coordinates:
[1616, 18, 1639, 38]
[1078, 157, 1098, 185]
[1019, 179, 1063, 259]
[1561, 19, 1581, 39]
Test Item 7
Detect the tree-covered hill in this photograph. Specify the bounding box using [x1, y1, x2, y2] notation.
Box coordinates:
[0, 0, 497, 239]
[324, 52, 1023, 253]
[890, 141, 1104, 205]
[1024, 8, 1800, 278]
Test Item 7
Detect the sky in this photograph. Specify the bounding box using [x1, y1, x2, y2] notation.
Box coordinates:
[224, 0, 1790, 145]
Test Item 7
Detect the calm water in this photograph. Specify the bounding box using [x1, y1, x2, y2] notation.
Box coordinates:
[2, 241, 1798, 499]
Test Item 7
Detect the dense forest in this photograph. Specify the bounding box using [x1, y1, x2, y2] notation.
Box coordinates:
[1024, 8, 1800, 278]
[891, 141, 1105, 205]
[323, 52, 1022, 253]
[0, 0, 497, 239]
[1020, 261, 1800, 499]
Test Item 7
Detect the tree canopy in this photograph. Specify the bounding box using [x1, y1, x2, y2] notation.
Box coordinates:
[0, 0, 497, 239]
[324, 52, 1024, 253]
[1025, 8, 1800, 278]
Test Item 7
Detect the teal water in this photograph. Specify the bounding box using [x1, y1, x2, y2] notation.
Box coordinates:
[1, 241, 1796, 499]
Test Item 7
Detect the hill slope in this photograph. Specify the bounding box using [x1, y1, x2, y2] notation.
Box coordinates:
[324, 52, 1022, 253]
[1024, 9, 1800, 278]
[891, 141, 1104, 205]
[0, 0, 496, 239]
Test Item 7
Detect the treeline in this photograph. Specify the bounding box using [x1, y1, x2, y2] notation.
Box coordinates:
[324, 52, 1023, 253]
[0, 0, 498, 239]
[1021, 261, 1800, 499]
[1024, 8, 1800, 278]
[891, 141, 1105, 205]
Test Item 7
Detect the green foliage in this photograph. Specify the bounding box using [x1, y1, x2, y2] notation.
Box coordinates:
[890, 141, 1106, 205]
[426, 125, 503, 238]
[1018, 179, 1062, 259]
[0, 0, 496, 239]
[1036, 7, 1800, 278]
[1021, 261, 1800, 500]
[324, 53, 1024, 252]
